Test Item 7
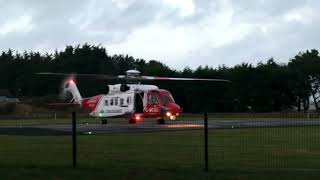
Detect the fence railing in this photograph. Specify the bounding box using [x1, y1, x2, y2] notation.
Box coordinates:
[0, 112, 319, 172]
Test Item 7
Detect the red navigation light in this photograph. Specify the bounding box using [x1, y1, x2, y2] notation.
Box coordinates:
[134, 114, 144, 122]
[69, 80, 75, 84]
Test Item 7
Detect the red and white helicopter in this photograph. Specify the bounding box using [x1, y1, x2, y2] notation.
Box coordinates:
[39, 70, 229, 124]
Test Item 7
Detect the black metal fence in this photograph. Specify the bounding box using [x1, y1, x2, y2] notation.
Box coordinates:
[0, 112, 319, 172]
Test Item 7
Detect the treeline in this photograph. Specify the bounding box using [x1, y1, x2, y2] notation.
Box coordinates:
[0, 44, 319, 113]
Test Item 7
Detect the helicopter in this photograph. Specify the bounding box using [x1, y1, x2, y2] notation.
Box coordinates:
[38, 70, 230, 124]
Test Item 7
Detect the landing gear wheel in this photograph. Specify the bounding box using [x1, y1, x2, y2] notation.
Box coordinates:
[101, 119, 108, 124]
[157, 118, 165, 124]
[129, 119, 136, 124]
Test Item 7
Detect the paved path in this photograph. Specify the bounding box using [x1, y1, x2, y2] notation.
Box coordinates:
[0, 119, 319, 135]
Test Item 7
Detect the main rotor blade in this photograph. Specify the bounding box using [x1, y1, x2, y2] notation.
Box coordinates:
[140, 76, 231, 82]
[37, 72, 120, 80]
[37, 72, 231, 82]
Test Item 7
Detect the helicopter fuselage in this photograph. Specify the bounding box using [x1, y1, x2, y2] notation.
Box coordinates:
[41, 69, 228, 124]
[80, 84, 182, 123]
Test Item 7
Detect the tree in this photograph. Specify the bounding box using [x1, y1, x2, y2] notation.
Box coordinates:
[1, 44, 319, 113]
[288, 49, 320, 111]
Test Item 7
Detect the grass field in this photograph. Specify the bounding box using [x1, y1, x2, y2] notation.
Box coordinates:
[0, 126, 319, 179]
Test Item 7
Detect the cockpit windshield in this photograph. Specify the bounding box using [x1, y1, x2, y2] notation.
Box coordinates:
[157, 93, 175, 104]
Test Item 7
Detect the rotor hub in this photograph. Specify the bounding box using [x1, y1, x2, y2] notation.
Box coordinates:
[126, 70, 141, 77]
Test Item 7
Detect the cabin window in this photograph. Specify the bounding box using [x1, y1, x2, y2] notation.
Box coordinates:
[127, 97, 132, 104]
[120, 98, 124, 106]
[105, 100, 109, 106]
[110, 99, 114, 106]
[115, 98, 118, 106]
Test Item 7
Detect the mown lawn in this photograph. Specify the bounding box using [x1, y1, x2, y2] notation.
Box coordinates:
[0, 127, 319, 179]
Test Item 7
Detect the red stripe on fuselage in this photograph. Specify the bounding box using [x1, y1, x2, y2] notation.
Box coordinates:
[81, 95, 103, 111]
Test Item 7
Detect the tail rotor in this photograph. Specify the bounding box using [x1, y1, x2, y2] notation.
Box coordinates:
[61, 76, 82, 104]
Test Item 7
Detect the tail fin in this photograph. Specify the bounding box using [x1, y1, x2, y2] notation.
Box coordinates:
[62, 79, 82, 104]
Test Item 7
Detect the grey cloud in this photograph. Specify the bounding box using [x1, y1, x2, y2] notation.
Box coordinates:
[181, 14, 320, 69]
[0, 0, 166, 50]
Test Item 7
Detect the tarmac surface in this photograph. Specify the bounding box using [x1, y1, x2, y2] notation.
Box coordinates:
[0, 119, 320, 135]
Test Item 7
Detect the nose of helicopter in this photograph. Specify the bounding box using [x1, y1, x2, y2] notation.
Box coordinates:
[165, 102, 182, 119]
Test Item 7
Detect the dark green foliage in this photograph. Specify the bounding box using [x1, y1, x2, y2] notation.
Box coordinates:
[0, 44, 320, 112]
[0, 103, 16, 114]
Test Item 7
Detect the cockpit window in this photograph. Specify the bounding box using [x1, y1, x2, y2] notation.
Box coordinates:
[148, 94, 158, 104]
[157, 93, 175, 103]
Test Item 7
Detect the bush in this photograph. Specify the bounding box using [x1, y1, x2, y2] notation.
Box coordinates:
[0, 103, 17, 114]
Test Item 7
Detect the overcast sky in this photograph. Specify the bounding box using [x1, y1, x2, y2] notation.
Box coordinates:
[0, 0, 319, 70]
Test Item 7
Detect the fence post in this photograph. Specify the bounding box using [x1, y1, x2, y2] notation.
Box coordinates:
[72, 111, 77, 167]
[204, 112, 209, 172]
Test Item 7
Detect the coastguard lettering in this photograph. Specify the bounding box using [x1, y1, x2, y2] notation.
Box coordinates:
[105, 109, 122, 114]
[146, 106, 159, 113]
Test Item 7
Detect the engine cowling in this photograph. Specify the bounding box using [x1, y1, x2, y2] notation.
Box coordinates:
[120, 84, 130, 92]
[105, 85, 109, 94]
[108, 84, 158, 93]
